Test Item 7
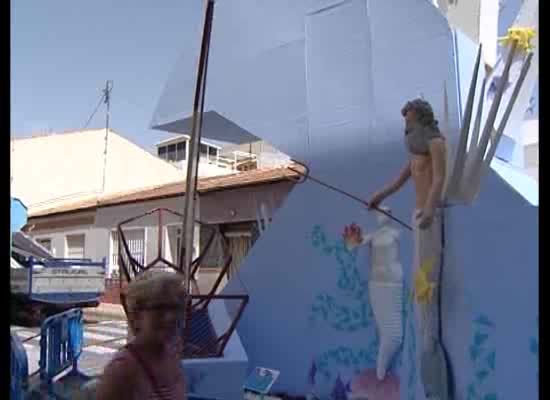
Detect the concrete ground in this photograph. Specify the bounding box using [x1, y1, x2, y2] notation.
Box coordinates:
[83, 303, 126, 322]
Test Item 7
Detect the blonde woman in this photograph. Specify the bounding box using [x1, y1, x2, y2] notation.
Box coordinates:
[96, 271, 187, 400]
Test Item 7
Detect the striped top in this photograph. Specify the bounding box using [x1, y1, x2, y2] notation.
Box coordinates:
[100, 340, 186, 400]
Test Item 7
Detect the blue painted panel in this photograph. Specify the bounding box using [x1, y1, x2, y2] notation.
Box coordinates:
[443, 171, 538, 400]
[494, 134, 515, 162]
[152, 0, 537, 398]
[490, 159, 538, 205]
[217, 0, 458, 395]
[183, 358, 248, 400]
[11, 198, 27, 234]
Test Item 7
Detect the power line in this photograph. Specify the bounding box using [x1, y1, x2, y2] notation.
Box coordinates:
[83, 91, 106, 129]
[101, 80, 114, 193]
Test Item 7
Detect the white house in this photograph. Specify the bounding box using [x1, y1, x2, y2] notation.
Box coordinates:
[11, 129, 184, 212]
[24, 166, 299, 291]
[155, 134, 291, 174]
[434, 0, 500, 65]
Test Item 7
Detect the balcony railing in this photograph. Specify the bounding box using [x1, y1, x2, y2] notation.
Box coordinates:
[217, 151, 258, 171]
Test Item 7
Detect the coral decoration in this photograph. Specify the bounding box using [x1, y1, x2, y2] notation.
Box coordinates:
[499, 27, 536, 52]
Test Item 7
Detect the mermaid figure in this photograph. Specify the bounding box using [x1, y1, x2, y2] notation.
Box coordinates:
[343, 206, 403, 381]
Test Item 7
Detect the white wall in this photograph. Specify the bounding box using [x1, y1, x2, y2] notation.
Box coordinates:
[173, 159, 234, 177]
[31, 224, 93, 260]
[29, 196, 198, 276]
[95, 196, 199, 275]
[11, 129, 183, 209]
[28, 181, 295, 276]
[440, 0, 499, 65]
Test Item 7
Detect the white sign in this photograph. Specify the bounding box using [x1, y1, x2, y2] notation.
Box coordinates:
[31, 267, 105, 294]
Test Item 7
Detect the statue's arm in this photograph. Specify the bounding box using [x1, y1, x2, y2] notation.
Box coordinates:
[360, 233, 374, 245]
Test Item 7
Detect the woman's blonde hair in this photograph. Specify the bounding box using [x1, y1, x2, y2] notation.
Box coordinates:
[125, 270, 186, 334]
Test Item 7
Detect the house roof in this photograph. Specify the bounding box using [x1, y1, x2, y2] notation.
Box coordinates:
[28, 164, 302, 218]
[12, 129, 183, 209]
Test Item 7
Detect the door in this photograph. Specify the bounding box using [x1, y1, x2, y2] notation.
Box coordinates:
[227, 234, 252, 278]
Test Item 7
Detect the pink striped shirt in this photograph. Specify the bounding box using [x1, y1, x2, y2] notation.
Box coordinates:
[100, 341, 186, 400]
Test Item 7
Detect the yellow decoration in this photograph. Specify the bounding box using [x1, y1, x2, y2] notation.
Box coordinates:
[498, 26, 536, 52]
[413, 258, 436, 305]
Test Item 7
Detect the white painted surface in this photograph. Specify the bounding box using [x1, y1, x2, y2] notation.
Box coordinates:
[83, 331, 114, 341]
[14, 330, 36, 339]
[31, 266, 105, 294]
[85, 345, 118, 355]
[11, 129, 183, 210]
[479, 0, 499, 65]
[87, 325, 127, 336]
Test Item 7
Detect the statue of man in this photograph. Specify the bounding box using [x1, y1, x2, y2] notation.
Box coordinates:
[368, 98, 449, 399]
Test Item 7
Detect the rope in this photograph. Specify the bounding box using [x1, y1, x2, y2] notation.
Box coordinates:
[436, 205, 453, 393]
[437, 208, 446, 339]
[287, 160, 413, 231]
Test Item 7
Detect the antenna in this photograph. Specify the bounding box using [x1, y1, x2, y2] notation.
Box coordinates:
[101, 80, 114, 193]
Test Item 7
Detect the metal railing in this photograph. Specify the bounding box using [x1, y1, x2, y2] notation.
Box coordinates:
[39, 308, 84, 384]
[217, 151, 258, 171]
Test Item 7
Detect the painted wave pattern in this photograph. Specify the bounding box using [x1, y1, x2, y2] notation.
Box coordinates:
[308, 225, 410, 399]
[310, 224, 379, 386]
[467, 314, 497, 400]
[310, 224, 373, 332]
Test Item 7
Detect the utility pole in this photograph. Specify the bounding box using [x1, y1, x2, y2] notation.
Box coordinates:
[101, 80, 113, 193]
[180, 0, 215, 297]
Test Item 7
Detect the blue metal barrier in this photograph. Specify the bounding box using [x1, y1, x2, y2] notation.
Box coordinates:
[11, 333, 29, 400]
[32, 308, 92, 398]
[38, 308, 87, 398]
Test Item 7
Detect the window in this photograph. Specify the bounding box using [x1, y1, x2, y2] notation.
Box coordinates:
[208, 147, 218, 163]
[66, 234, 85, 259]
[167, 144, 177, 161]
[158, 146, 167, 160]
[176, 141, 186, 161]
[111, 229, 145, 270]
[200, 144, 208, 155]
[37, 238, 52, 252]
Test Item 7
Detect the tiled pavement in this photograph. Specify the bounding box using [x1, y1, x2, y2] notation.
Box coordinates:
[11, 320, 129, 376]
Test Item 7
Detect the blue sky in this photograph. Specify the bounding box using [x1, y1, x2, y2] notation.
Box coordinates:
[11, 1, 536, 153]
[11, 0, 193, 152]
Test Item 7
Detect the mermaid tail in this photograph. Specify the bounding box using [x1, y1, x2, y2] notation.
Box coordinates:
[368, 281, 403, 380]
